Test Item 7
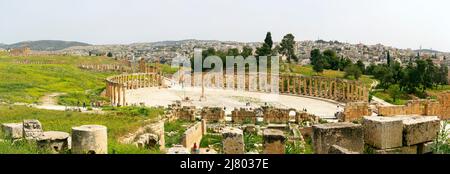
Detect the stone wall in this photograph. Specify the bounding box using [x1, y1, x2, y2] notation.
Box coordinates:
[262, 107, 290, 123]
[363, 116, 440, 154]
[377, 92, 450, 120]
[312, 122, 364, 154]
[79, 64, 131, 72]
[231, 108, 257, 124]
[200, 107, 225, 122]
[181, 121, 205, 150]
[174, 106, 196, 121]
[341, 102, 370, 122]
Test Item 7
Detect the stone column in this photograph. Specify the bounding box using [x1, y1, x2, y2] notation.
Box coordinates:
[222, 127, 245, 154]
[72, 125, 108, 154]
[263, 129, 286, 154]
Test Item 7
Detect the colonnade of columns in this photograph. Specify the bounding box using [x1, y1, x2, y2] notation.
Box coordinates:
[106, 73, 162, 106]
[175, 72, 368, 103]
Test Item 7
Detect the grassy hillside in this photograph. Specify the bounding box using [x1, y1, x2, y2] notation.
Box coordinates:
[0, 54, 117, 105]
[281, 64, 374, 88]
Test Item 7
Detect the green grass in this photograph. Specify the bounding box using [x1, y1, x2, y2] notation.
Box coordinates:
[282, 64, 374, 88]
[164, 120, 190, 147]
[0, 105, 163, 154]
[200, 134, 222, 152]
[372, 91, 411, 105]
[243, 133, 263, 153]
[0, 54, 117, 105]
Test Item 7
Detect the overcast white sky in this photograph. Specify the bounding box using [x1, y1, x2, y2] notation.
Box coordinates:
[1, 0, 449, 51]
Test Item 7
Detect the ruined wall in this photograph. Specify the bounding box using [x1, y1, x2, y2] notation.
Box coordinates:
[201, 107, 225, 122]
[9, 47, 30, 56]
[295, 112, 321, 125]
[377, 100, 422, 116]
[174, 106, 196, 121]
[262, 107, 290, 123]
[231, 108, 257, 123]
[437, 92, 450, 120]
[341, 102, 370, 122]
[377, 93, 450, 120]
[181, 122, 205, 149]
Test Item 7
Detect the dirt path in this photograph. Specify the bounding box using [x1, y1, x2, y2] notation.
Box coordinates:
[30, 92, 105, 114]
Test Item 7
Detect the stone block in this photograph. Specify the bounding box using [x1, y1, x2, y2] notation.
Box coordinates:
[36, 131, 70, 154]
[373, 145, 417, 154]
[362, 116, 403, 149]
[328, 145, 359, 154]
[23, 119, 43, 140]
[1, 123, 23, 139]
[222, 127, 244, 154]
[262, 129, 286, 154]
[417, 141, 434, 154]
[312, 122, 364, 154]
[400, 116, 440, 146]
[72, 125, 108, 154]
[167, 145, 190, 154]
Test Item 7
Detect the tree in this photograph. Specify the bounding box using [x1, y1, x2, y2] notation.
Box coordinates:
[241, 46, 253, 58]
[264, 32, 273, 49]
[344, 64, 362, 80]
[356, 60, 365, 74]
[386, 51, 391, 66]
[255, 43, 272, 57]
[279, 33, 297, 63]
[438, 64, 449, 85]
[323, 50, 339, 70]
[313, 57, 325, 73]
[387, 84, 401, 102]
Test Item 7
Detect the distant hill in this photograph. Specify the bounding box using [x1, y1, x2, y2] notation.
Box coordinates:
[0, 40, 91, 51]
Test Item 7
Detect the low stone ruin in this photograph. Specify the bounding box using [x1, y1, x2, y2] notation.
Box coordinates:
[363, 115, 440, 154]
[23, 119, 44, 140]
[181, 121, 206, 150]
[36, 131, 70, 154]
[1, 120, 106, 154]
[1, 123, 23, 139]
[231, 108, 257, 124]
[173, 106, 196, 121]
[312, 122, 364, 154]
[135, 133, 159, 149]
[167, 145, 190, 154]
[222, 127, 245, 154]
[263, 129, 286, 154]
[72, 125, 108, 154]
[262, 107, 290, 124]
[340, 102, 370, 122]
[201, 107, 225, 122]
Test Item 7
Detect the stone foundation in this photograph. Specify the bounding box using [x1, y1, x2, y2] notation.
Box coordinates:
[1, 123, 23, 139]
[312, 122, 364, 154]
[36, 131, 70, 154]
[262, 129, 286, 154]
[222, 127, 245, 154]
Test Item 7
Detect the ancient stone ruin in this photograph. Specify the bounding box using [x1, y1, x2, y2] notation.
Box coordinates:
[23, 119, 44, 140]
[36, 131, 70, 154]
[200, 107, 225, 122]
[312, 122, 364, 154]
[1, 123, 23, 139]
[262, 129, 286, 154]
[181, 121, 206, 150]
[71, 125, 108, 154]
[222, 127, 245, 154]
[377, 92, 450, 120]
